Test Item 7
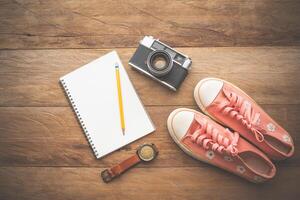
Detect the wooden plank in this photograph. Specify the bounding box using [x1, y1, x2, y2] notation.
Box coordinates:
[0, 105, 299, 167]
[0, 47, 300, 106]
[1, 0, 300, 49]
[0, 166, 299, 200]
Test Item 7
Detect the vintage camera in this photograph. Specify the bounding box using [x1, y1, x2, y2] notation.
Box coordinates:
[129, 36, 192, 91]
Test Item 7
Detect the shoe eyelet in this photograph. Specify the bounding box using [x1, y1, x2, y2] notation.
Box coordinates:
[236, 165, 246, 174]
[224, 156, 233, 162]
[206, 150, 215, 160]
[267, 123, 276, 132]
[254, 175, 265, 183]
[282, 135, 291, 143]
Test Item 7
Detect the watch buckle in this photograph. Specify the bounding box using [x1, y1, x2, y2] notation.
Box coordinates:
[101, 169, 113, 183]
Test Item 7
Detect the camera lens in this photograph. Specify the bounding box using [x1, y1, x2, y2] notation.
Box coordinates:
[153, 56, 167, 70]
[147, 50, 173, 77]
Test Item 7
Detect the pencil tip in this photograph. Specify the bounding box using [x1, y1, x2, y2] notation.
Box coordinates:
[115, 63, 119, 68]
[122, 128, 125, 135]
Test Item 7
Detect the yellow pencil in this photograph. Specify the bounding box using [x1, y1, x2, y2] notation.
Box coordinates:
[115, 63, 125, 135]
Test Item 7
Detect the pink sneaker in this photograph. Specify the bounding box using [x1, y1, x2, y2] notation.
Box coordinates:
[167, 108, 276, 183]
[194, 78, 294, 160]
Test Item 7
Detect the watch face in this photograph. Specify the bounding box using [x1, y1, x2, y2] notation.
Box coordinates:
[137, 144, 158, 162]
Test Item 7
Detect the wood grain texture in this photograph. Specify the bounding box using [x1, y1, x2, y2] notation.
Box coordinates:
[0, 166, 299, 200]
[1, 0, 300, 49]
[1, 47, 300, 106]
[0, 105, 299, 168]
[1, 0, 300, 199]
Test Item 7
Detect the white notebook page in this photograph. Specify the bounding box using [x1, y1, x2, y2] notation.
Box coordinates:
[60, 51, 155, 158]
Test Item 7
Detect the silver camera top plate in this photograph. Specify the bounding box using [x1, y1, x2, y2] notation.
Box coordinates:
[140, 36, 191, 70]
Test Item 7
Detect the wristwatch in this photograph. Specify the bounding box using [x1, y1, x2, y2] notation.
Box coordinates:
[101, 143, 158, 183]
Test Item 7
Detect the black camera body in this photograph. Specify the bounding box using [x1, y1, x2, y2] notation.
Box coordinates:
[129, 36, 192, 91]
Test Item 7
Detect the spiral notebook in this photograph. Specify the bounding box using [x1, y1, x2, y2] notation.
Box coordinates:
[60, 51, 155, 159]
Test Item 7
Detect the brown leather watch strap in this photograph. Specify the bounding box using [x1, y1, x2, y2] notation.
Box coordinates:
[101, 154, 141, 183]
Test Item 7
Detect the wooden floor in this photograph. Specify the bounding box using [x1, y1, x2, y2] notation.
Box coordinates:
[1, 1, 300, 199]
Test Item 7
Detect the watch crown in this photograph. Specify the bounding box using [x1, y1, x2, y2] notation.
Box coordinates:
[101, 169, 113, 183]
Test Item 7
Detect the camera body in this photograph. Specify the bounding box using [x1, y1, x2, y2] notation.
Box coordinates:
[129, 36, 192, 91]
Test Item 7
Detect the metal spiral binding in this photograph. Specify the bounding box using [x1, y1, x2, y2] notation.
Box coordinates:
[60, 79, 99, 158]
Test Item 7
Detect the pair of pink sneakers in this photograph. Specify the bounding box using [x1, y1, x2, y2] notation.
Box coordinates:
[167, 78, 294, 183]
